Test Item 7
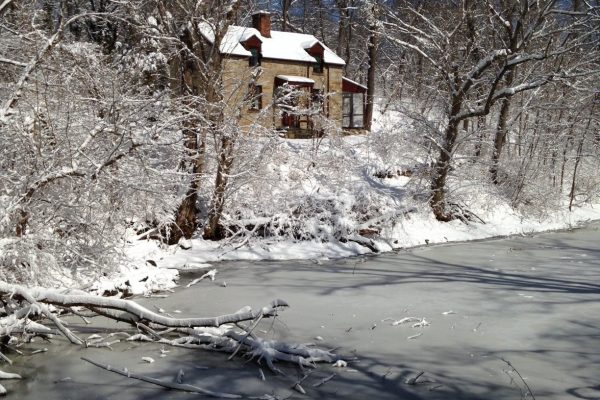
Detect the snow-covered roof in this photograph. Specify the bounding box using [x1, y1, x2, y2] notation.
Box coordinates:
[199, 23, 346, 66]
[276, 75, 315, 84]
[342, 77, 368, 90]
[198, 23, 256, 57]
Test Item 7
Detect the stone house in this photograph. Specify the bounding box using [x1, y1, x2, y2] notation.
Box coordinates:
[200, 11, 367, 137]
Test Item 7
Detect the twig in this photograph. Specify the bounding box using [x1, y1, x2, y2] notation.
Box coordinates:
[501, 358, 536, 400]
[291, 373, 310, 394]
[186, 269, 217, 288]
[70, 307, 92, 324]
[405, 371, 424, 385]
[81, 357, 242, 398]
[312, 373, 336, 387]
[228, 314, 264, 360]
[2, 345, 22, 356]
[0, 352, 12, 365]
[136, 322, 163, 341]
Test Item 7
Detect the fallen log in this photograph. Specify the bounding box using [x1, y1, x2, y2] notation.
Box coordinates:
[0, 280, 341, 397]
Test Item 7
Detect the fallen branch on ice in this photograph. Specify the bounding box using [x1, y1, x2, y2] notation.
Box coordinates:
[0, 282, 286, 328]
[186, 269, 218, 288]
[81, 357, 242, 398]
[0, 280, 342, 396]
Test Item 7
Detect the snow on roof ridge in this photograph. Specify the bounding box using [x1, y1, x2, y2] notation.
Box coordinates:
[342, 77, 368, 90]
[199, 22, 345, 66]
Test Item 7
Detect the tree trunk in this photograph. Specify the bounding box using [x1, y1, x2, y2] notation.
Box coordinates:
[569, 116, 591, 210]
[282, 0, 291, 31]
[162, 0, 240, 244]
[203, 135, 235, 240]
[430, 120, 460, 221]
[473, 116, 486, 159]
[364, 16, 378, 131]
[430, 81, 465, 221]
[164, 28, 207, 245]
[336, 0, 350, 68]
[167, 125, 205, 244]
[490, 69, 515, 184]
[15, 209, 29, 236]
[560, 116, 577, 191]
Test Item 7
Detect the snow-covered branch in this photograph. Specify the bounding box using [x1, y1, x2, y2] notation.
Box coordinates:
[0, 282, 288, 329]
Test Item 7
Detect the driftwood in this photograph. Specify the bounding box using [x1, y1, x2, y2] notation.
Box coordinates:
[0, 282, 286, 328]
[0, 280, 341, 397]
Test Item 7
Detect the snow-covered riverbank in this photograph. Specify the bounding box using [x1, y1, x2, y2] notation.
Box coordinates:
[7, 223, 600, 400]
[96, 203, 600, 296]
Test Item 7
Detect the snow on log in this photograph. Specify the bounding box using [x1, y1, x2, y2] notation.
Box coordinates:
[0, 371, 21, 380]
[0, 282, 288, 329]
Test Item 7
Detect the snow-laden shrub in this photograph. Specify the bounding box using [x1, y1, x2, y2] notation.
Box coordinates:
[211, 127, 415, 244]
[0, 40, 185, 285]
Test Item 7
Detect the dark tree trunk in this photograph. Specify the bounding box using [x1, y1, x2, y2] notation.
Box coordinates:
[430, 120, 460, 221]
[490, 98, 510, 183]
[569, 116, 592, 210]
[203, 135, 235, 240]
[282, 0, 291, 31]
[16, 209, 29, 237]
[364, 17, 378, 131]
[473, 116, 486, 159]
[490, 69, 515, 184]
[163, 26, 206, 245]
[166, 124, 205, 245]
[430, 86, 464, 221]
[336, 0, 351, 68]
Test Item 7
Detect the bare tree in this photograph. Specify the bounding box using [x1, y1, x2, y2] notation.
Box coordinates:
[381, 0, 595, 221]
[0, 1, 187, 283]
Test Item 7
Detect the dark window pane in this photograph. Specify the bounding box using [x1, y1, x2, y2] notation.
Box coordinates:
[342, 95, 351, 115]
[343, 116, 351, 128]
[249, 48, 260, 67]
[313, 55, 323, 73]
[352, 115, 364, 128]
[352, 94, 364, 114]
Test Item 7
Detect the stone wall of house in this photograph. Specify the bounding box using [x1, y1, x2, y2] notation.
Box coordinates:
[221, 57, 344, 133]
[322, 66, 343, 129]
[221, 57, 255, 127]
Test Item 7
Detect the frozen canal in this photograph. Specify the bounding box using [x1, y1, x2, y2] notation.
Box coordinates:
[6, 223, 600, 399]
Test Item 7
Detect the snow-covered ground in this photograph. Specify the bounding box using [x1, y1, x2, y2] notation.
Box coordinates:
[100, 113, 600, 295]
[106, 200, 599, 296]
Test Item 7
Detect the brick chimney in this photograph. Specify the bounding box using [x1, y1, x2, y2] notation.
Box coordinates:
[252, 11, 271, 38]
